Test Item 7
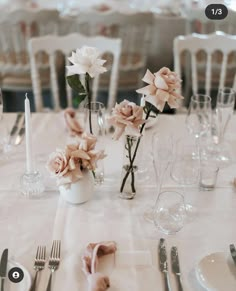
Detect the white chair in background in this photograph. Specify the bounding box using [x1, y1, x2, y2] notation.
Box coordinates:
[74, 11, 153, 90]
[0, 9, 59, 92]
[174, 31, 236, 106]
[28, 33, 121, 112]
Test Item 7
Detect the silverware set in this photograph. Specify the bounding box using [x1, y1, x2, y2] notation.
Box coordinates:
[158, 238, 184, 291]
[9, 112, 25, 145]
[30, 240, 61, 291]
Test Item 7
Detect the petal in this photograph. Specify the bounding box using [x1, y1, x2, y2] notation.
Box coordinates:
[142, 69, 155, 84]
[145, 95, 166, 112]
[154, 75, 169, 91]
[136, 84, 156, 95]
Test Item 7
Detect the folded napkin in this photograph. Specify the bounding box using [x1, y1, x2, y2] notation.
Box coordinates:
[64, 108, 83, 136]
[82, 241, 117, 291]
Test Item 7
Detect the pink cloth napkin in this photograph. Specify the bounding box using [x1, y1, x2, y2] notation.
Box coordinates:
[64, 108, 83, 136]
[82, 241, 117, 291]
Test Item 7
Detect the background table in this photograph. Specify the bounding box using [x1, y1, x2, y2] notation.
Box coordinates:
[0, 113, 236, 290]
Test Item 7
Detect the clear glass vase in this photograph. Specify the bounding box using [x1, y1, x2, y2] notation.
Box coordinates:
[119, 134, 141, 199]
[84, 101, 105, 184]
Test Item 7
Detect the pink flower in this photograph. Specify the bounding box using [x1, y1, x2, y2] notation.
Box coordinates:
[136, 68, 184, 112]
[46, 148, 83, 186]
[64, 108, 84, 136]
[107, 100, 145, 140]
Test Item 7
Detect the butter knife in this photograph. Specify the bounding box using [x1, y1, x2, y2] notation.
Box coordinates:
[171, 246, 183, 291]
[15, 116, 25, 145]
[229, 244, 236, 266]
[10, 112, 23, 137]
[159, 238, 171, 291]
[0, 249, 8, 291]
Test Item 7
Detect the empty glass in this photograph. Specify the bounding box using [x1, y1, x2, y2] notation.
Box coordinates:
[186, 94, 212, 139]
[171, 138, 200, 185]
[199, 162, 219, 190]
[216, 87, 235, 142]
[84, 102, 105, 184]
[153, 190, 186, 235]
[143, 132, 173, 222]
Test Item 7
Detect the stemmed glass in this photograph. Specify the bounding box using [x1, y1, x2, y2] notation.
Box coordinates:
[214, 87, 236, 161]
[186, 94, 212, 140]
[143, 132, 173, 223]
[171, 137, 200, 216]
[153, 190, 186, 235]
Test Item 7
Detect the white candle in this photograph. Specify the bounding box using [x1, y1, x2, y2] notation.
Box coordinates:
[25, 94, 34, 174]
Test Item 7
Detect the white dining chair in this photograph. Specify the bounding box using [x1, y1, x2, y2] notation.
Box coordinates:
[74, 11, 153, 90]
[28, 33, 121, 112]
[174, 31, 236, 107]
[0, 9, 59, 92]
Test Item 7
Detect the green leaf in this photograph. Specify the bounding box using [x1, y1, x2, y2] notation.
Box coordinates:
[144, 101, 159, 115]
[67, 75, 86, 95]
[67, 74, 88, 107]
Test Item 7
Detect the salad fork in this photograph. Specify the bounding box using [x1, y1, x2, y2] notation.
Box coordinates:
[30, 246, 46, 291]
[46, 240, 61, 291]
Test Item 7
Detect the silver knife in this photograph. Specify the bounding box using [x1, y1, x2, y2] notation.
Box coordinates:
[171, 246, 184, 291]
[229, 244, 236, 266]
[15, 116, 25, 145]
[159, 238, 171, 291]
[10, 112, 23, 137]
[0, 249, 8, 291]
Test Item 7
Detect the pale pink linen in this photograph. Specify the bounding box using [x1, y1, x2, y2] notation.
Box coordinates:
[64, 108, 83, 136]
[82, 241, 117, 291]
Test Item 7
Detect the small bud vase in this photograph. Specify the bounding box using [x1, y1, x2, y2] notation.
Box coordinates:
[119, 134, 142, 199]
[59, 170, 94, 204]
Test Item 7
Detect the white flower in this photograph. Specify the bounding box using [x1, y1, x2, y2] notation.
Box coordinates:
[66, 46, 107, 78]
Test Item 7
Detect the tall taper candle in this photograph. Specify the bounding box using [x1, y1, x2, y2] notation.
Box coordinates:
[25, 94, 34, 173]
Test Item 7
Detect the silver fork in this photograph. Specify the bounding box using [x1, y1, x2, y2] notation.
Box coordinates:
[46, 240, 61, 291]
[30, 246, 46, 291]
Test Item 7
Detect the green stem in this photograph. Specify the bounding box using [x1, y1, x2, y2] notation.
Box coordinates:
[127, 137, 136, 193]
[85, 73, 92, 134]
[120, 108, 152, 193]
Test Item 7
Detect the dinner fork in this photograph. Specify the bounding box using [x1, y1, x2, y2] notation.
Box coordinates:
[46, 240, 61, 291]
[30, 246, 46, 291]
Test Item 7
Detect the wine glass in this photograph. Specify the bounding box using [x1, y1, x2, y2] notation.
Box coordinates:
[84, 101, 105, 184]
[153, 190, 186, 235]
[171, 137, 200, 216]
[143, 131, 173, 222]
[186, 94, 212, 139]
[0, 89, 11, 157]
[214, 87, 236, 161]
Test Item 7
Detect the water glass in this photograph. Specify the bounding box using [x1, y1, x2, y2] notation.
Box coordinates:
[153, 190, 186, 235]
[199, 162, 219, 190]
[186, 94, 212, 138]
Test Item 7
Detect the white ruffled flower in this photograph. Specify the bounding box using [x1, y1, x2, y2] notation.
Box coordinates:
[66, 46, 107, 78]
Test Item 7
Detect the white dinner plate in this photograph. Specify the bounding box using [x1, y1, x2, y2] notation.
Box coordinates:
[196, 252, 236, 291]
[6, 260, 31, 291]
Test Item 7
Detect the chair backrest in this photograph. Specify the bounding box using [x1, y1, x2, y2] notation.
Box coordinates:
[185, 8, 236, 34]
[174, 31, 236, 99]
[75, 11, 153, 85]
[28, 33, 121, 112]
[0, 9, 59, 75]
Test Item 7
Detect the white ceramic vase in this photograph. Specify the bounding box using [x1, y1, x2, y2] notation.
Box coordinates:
[59, 170, 94, 204]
